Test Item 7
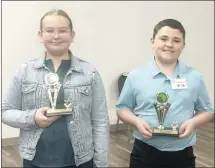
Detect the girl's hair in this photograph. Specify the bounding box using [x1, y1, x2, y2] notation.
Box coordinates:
[40, 9, 73, 31]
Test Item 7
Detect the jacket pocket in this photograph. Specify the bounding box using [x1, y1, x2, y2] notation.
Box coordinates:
[22, 83, 38, 109]
[78, 86, 92, 96]
[77, 85, 92, 111]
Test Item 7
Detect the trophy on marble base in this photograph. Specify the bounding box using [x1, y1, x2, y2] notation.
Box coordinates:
[44, 73, 73, 117]
[152, 92, 179, 137]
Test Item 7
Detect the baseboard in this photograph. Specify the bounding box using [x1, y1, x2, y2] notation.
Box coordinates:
[2, 123, 129, 147]
[110, 122, 130, 132]
[2, 137, 19, 147]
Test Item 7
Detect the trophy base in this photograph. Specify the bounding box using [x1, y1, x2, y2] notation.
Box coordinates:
[152, 127, 179, 137]
[46, 108, 73, 117]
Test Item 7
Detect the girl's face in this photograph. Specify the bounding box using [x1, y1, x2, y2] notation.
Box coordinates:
[39, 14, 75, 55]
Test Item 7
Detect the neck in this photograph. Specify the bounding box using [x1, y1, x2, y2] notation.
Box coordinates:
[46, 50, 70, 61]
[155, 57, 177, 77]
[46, 50, 71, 72]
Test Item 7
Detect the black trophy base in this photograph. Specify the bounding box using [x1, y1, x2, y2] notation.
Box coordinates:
[46, 108, 73, 117]
[152, 127, 179, 137]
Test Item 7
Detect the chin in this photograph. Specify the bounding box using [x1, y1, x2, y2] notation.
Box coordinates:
[160, 56, 177, 64]
[47, 48, 68, 55]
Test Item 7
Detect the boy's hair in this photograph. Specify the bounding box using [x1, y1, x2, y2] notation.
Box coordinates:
[153, 19, 185, 41]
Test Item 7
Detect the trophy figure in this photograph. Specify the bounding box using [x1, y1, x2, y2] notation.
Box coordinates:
[152, 92, 179, 137]
[44, 72, 73, 116]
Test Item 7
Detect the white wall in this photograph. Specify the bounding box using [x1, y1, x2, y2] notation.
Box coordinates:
[2, 1, 214, 138]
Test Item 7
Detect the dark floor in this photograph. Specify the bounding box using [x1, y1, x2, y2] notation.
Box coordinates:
[2, 121, 214, 167]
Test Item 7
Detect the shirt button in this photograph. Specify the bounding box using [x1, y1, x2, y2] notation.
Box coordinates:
[70, 121, 74, 124]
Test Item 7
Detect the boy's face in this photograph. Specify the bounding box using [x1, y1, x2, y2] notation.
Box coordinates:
[38, 15, 75, 55]
[151, 26, 185, 64]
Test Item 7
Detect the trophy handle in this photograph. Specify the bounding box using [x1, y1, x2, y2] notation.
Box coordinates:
[53, 83, 61, 108]
[47, 89, 55, 108]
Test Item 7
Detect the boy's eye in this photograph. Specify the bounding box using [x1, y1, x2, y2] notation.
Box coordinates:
[174, 40, 181, 43]
[161, 38, 167, 41]
[46, 30, 54, 32]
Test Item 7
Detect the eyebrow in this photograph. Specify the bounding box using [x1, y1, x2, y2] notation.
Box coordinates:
[160, 35, 182, 40]
[43, 26, 70, 29]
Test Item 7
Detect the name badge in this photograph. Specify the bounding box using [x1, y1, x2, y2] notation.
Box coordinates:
[171, 78, 187, 89]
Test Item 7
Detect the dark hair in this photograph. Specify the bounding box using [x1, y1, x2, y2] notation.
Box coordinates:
[152, 19, 185, 41]
[40, 9, 73, 31]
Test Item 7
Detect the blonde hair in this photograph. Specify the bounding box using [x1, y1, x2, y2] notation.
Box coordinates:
[40, 9, 73, 31]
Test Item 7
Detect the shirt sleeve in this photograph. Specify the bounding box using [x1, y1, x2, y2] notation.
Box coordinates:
[194, 75, 214, 113]
[116, 73, 136, 112]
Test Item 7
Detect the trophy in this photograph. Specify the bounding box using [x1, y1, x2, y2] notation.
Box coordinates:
[152, 92, 179, 137]
[44, 72, 73, 117]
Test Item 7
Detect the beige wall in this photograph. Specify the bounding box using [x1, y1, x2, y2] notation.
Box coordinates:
[2, 1, 214, 138]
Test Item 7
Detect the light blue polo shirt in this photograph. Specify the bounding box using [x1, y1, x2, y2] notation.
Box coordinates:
[116, 57, 214, 151]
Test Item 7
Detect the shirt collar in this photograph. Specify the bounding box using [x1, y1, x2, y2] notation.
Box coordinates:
[33, 50, 83, 73]
[151, 56, 160, 77]
[151, 56, 185, 79]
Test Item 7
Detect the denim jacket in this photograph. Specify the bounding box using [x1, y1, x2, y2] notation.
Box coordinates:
[2, 54, 110, 167]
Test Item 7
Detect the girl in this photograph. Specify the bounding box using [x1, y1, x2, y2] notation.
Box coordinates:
[2, 9, 109, 168]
